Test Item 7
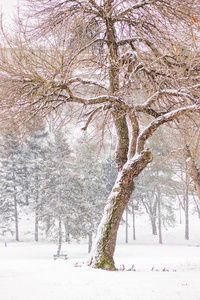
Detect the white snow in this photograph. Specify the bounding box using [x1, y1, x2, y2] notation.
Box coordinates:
[1, 241, 200, 300]
[1, 213, 200, 300]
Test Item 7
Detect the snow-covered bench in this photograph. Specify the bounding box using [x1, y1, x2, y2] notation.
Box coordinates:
[53, 254, 68, 260]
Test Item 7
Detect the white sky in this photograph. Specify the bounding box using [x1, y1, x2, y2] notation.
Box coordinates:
[0, 0, 18, 15]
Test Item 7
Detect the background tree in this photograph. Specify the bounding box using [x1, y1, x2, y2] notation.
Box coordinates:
[0, 0, 200, 269]
[0, 130, 25, 241]
[76, 134, 106, 253]
[40, 129, 84, 254]
[24, 124, 48, 241]
[132, 130, 176, 242]
[102, 155, 118, 197]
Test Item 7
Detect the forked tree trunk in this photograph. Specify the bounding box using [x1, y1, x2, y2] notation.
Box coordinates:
[89, 150, 152, 270]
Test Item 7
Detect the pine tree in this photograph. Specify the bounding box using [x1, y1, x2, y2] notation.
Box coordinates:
[41, 129, 84, 254]
[102, 155, 117, 197]
[76, 134, 106, 252]
[24, 125, 48, 241]
[0, 132, 25, 241]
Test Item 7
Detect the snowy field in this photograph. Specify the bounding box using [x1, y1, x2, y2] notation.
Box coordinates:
[1, 242, 200, 300]
[1, 215, 200, 300]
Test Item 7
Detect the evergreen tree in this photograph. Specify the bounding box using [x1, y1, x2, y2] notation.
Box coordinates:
[0, 132, 25, 240]
[76, 134, 106, 252]
[24, 125, 48, 241]
[41, 129, 84, 254]
[102, 155, 117, 197]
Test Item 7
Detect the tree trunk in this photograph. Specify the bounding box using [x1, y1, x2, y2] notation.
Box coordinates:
[88, 233, 92, 254]
[186, 149, 200, 201]
[64, 221, 70, 243]
[184, 172, 189, 240]
[14, 193, 19, 241]
[150, 217, 157, 236]
[35, 197, 39, 242]
[157, 189, 162, 244]
[132, 204, 136, 240]
[89, 150, 152, 270]
[192, 191, 200, 219]
[125, 205, 128, 243]
[35, 210, 39, 242]
[57, 217, 62, 255]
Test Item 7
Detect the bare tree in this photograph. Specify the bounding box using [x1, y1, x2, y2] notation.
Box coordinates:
[169, 115, 200, 232]
[0, 0, 200, 270]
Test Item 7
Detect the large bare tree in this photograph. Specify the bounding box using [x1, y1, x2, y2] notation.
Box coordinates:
[0, 0, 200, 270]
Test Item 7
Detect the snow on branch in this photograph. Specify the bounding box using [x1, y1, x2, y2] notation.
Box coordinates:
[67, 95, 110, 105]
[67, 77, 108, 91]
[136, 88, 198, 113]
[81, 107, 101, 131]
[136, 104, 200, 153]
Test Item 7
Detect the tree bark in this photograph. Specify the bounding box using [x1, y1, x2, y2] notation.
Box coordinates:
[89, 150, 152, 270]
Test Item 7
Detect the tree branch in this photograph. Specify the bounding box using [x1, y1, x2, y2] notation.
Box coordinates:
[68, 38, 110, 67]
[137, 104, 200, 153]
[67, 77, 108, 91]
[113, 1, 151, 21]
[81, 107, 102, 131]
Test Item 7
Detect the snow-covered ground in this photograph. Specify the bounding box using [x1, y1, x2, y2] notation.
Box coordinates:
[1, 212, 200, 300]
[1, 242, 200, 300]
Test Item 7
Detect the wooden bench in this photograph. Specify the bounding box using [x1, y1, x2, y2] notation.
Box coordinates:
[53, 254, 68, 260]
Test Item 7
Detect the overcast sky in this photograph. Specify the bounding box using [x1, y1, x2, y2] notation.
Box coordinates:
[0, 0, 18, 15]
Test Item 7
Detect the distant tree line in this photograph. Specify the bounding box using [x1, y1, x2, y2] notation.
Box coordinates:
[0, 125, 116, 253]
[0, 124, 199, 251]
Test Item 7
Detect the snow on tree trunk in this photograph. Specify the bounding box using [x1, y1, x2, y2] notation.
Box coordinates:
[89, 150, 152, 270]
